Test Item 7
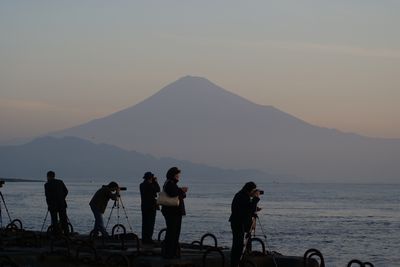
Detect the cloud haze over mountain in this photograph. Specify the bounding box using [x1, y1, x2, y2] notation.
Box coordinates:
[52, 76, 400, 183]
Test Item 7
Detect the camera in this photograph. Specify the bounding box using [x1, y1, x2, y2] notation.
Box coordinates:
[256, 189, 264, 195]
[0, 180, 4, 188]
[119, 187, 127, 191]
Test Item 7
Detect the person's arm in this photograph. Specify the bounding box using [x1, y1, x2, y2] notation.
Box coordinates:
[110, 193, 117, 201]
[153, 180, 161, 193]
[141, 182, 154, 200]
[62, 181, 68, 198]
[237, 194, 250, 219]
[109, 188, 120, 201]
[249, 196, 260, 215]
[44, 184, 50, 207]
[177, 187, 186, 199]
[243, 195, 259, 231]
[164, 181, 179, 197]
[234, 193, 257, 231]
[248, 189, 260, 216]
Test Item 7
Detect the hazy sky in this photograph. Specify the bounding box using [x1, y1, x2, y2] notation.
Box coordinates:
[1, 1, 399, 142]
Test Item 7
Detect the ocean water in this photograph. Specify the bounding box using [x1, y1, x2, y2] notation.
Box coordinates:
[0, 180, 399, 267]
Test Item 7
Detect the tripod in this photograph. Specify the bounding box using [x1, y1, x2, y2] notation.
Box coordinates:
[240, 213, 278, 267]
[105, 195, 133, 235]
[0, 191, 12, 228]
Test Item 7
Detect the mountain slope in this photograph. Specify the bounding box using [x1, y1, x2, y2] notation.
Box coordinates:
[53, 76, 400, 182]
[0, 136, 267, 182]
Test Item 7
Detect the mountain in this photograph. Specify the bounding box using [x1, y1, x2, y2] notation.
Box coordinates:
[52, 76, 400, 183]
[0, 136, 267, 182]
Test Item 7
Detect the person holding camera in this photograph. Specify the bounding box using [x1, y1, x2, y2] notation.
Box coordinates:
[161, 167, 188, 259]
[229, 181, 261, 267]
[89, 181, 120, 237]
[44, 171, 69, 236]
[140, 171, 160, 244]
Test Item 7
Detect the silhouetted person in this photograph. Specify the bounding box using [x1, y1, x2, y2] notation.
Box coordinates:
[44, 171, 69, 236]
[140, 171, 160, 244]
[89, 181, 119, 236]
[161, 167, 188, 259]
[229, 181, 260, 267]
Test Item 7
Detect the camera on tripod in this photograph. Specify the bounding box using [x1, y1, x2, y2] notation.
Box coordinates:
[103, 185, 133, 236]
[116, 187, 126, 197]
[0, 180, 5, 188]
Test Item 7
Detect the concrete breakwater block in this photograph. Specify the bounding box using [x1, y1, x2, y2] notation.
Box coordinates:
[0, 230, 320, 267]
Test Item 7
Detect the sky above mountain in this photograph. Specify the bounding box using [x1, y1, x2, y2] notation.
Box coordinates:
[0, 1, 400, 142]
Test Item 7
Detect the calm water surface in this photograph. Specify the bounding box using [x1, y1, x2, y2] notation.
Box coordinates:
[1, 181, 399, 267]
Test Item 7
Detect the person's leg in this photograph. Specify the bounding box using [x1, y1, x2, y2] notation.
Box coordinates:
[161, 213, 167, 256]
[97, 213, 107, 236]
[163, 213, 179, 258]
[142, 209, 156, 243]
[230, 222, 245, 267]
[174, 215, 182, 258]
[49, 210, 61, 235]
[59, 209, 69, 236]
[90, 206, 99, 235]
[162, 213, 170, 257]
[141, 210, 146, 241]
[141, 210, 151, 243]
[166, 214, 179, 258]
[90, 205, 99, 234]
[149, 209, 156, 242]
[91, 206, 108, 236]
[49, 210, 58, 226]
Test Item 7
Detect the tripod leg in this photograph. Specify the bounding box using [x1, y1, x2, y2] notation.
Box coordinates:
[116, 199, 120, 226]
[41, 210, 49, 232]
[118, 197, 134, 233]
[240, 232, 250, 262]
[256, 216, 278, 267]
[105, 200, 116, 230]
[239, 217, 257, 263]
[0, 192, 12, 223]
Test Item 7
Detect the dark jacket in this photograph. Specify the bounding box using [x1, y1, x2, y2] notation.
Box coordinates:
[140, 180, 160, 211]
[89, 186, 118, 213]
[229, 189, 259, 231]
[45, 179, 68, 211]
[161, 179, 186, 216]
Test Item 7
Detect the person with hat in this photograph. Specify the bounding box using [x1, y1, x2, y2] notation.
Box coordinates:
[89, 181, 120, 237]
[161, 167, 188, 259]
[140, 171, 160, 244]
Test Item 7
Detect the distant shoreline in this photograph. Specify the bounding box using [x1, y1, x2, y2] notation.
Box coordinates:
[0, 177, 44, 183]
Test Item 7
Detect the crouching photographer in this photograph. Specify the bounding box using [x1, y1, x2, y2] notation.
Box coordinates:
[89, 181, 121, 237]
[229, 181, 263, 267]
